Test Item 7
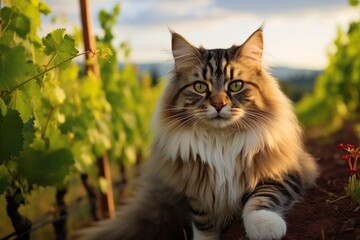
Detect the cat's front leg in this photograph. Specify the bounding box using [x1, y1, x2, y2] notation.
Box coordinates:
[190, 200, 219, 240]
[241, 174, 303, 240]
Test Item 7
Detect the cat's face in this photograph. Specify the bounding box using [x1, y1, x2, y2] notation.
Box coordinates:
[162, 29, 274, 130]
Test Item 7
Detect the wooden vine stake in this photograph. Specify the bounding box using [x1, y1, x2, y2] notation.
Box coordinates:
[79, 0, 115, 219]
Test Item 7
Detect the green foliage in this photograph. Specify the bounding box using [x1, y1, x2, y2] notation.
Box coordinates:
[297, 20, 360, 134]
[0, 1, 82, 195]
[0, 7, 161, 237]
[95, 4, 163, 164]
[349, 0, 359, 7]
[98, 4, 120, 43]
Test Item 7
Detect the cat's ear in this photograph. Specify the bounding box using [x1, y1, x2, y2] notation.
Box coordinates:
[171, 31, 202, 70]
[235, 28, 263, 66]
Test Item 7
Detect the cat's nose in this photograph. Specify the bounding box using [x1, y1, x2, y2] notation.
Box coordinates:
[212, 103, 225, 112]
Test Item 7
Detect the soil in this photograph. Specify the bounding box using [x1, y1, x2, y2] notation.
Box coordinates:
[222, 125, 360, 240]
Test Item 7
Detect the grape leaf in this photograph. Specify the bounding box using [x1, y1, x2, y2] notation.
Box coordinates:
[9, 90, 32, 122]
[42, 29, 79, 67]
[0, 45, 28, 89]
[0, 110, 24, 164]
[18, 147, 74, 187]
[8, 80, 40, 122]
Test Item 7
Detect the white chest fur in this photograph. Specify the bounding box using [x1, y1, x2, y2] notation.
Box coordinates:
[157, 126, 263, 209]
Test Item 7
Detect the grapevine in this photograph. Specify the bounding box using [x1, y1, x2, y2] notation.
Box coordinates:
[296, 6, 360, 135]
[0, 0, 162, 238]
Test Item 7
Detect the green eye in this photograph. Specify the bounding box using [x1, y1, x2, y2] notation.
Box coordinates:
[228, 80, 244, 92]
[194, 82, 208, 93]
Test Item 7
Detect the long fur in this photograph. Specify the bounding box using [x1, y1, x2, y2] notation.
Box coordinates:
[76, 29, 318, 240]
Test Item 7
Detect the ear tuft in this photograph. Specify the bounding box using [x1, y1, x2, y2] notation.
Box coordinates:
[236, 28, 263, 66]
[171, 31, 202, 70]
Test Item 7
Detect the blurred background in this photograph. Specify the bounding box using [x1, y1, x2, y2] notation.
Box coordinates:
[43, 0, 357, 69]
[1, 0, 360, 239]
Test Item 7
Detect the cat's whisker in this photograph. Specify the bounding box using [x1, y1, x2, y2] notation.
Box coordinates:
[162, 115, 200, 134]
[229, 119, 243, 131]
[157, 107, 206, 114]
[243, 113, 272, 125]
[157, 112, 202, 127]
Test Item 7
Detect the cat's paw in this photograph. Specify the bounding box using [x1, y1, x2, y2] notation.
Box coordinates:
[243, 210, 286, 240]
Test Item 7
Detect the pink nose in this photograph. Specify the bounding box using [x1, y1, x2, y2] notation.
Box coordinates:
[212, 103, 225, 112]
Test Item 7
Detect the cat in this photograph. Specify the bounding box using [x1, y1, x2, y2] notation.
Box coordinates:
[77, 27, 318, 240]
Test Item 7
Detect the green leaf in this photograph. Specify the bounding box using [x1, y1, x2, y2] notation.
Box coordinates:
[8, 80, 40, 122]
[42, 29, 79, 67]
[0, 110, 24, 164]
[0, 45, 28, 89]
[18, 147, 74, 187]
[9, 90, 32, 122]
[0, 165, 10, 195]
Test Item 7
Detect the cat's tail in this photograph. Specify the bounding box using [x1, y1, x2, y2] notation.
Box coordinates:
[74, 174, 191, 240]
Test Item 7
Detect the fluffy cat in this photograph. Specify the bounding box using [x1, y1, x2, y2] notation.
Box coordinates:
[77, 28, 318, 240]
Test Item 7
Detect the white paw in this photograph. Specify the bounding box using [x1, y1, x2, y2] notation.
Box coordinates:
[243, 210, 286, 240]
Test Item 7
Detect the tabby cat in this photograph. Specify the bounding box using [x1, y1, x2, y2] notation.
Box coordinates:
[78, 28, 318, 240]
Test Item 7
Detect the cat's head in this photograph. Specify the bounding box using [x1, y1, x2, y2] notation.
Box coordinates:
[160, 28, 283, 130]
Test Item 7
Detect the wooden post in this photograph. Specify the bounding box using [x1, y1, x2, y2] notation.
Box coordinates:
[79, 0, 115, 219]
[79, 0, 99, 77]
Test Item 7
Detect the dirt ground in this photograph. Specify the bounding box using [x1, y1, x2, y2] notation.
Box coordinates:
[223, 126, 360, 240]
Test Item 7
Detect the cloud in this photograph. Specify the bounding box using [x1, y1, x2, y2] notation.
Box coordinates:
[116, 3, 359, 69]
[39, 0, 359, 69]
[217, 0, 349, 14]
[118, 0, 351, 26]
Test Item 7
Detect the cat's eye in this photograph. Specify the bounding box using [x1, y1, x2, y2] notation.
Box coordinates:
[228, 80, 244, 92]
[194, 81, 208, 93]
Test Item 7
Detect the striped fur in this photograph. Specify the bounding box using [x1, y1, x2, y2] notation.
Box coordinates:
[76, 29, 318, 240]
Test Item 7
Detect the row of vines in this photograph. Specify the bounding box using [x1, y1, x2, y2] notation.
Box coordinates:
[0, 0, 162, 239]
[296, 1, 360, 136]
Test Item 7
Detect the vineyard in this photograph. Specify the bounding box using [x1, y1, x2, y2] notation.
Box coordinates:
[0, 0, 162, 239]
[1, 0, 360, 239]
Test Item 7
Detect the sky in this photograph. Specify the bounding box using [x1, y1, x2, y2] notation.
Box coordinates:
[42, 0, 360, 70]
